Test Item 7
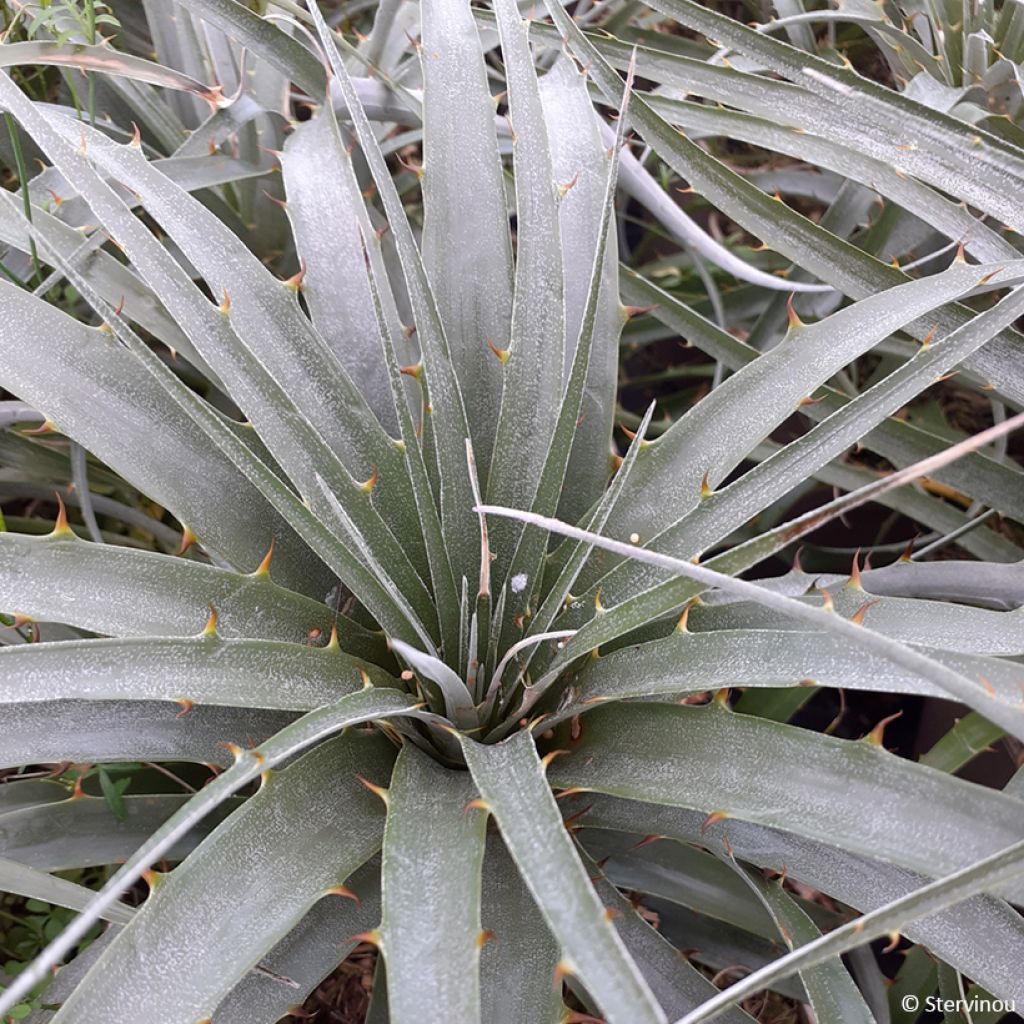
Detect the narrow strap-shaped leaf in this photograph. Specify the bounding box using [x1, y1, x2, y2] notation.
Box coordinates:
[0, 40, 220, 99]
[54, 733, 395, 1023]
[544, 0, 1024, 406]
[539, 55, 623, 526]
[0, 700, 295, 771]
[581, 830, 830, 940]
[485, 0, 566, 585]
[212, 859, 381, 1024]
[0, 856, 134, 925]
[389, 638, 476, 728]
[571, 794, 1024, 1004]
[280, 106, 405, 434]
[495, 52, 631, 652]
[549, 628, 1024, 725]
[0, 531, 382, 656]
[549, 703, 1024, 898]
[0, 794, 242, 872]
[604, 259, 1013, 545]
[595, 280, 1024, 607]
[576, 848, 756, 1024]
[308, 3, 480, 589]
[480, 837, 563, 1024]
[21, 104, 433, 611]
[0, 278, 324, 596]
[379, 745, 488, 1024]
[0, 780, 66, 815]
[175, 0, 327, 98]
[672, 837, 1024, 1024]
[461, 730, 666, 1024]
[618, 269, 1024, 553]
[729, 861, 876, 1024]
[479, 496, 1024, 741]
[420, 0, 513, 477]
[0, 191, 202, 376]
[357, 199, 462, 659]
[825, 560, 1024, 611]
[644, 0, 1024, 231]
[0, 635, 394, 710]
[692, 592, 1024, 656]
[0, 687, 431, 1015]
[0, 113, 432, 646]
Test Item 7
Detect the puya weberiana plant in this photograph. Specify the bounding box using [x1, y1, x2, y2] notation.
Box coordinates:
[0, 1, 1023, 1022]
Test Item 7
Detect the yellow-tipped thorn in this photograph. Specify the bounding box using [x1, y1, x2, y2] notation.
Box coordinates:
[486, 338, 510, 364]
[360, 466, 379, 495]
[700, 810, 730, 835]
[355, 775, 389, 807]
[129, 121, 141, 148]
[675, 602, 692, 633]
[326, 884, 360, 905]
[919, 325, 937, 348]
[202, 604, 219, 638]
[477, 930, 497, 949]
[141, 868, 163, 892]
[349, 930, 382, 949]
[594, 589, 605, 614]
[712, 687, 730, 707]
[816, 586, 835, 613]
[786, 293, 803, 329]
[251, 538, 275, 577]
[50, 493, 75, 539]
[847, 550, 864, 590]
[358, 668, 373, 690]
[219, 289, 231, 315]
[175, 699, 195, 719]
[558, 171, 580, 199]
[399, 361, 422, 379]
[540, 749, 570, 772]
[850, 600, 878, 626]
[177, 526, 198, 556]
[326, 623, 340, 652]
[22, 417, 58, 436]
[699, 469, 713, 500]
[283, 260, 306, 293]
[866, 710, 902, 747]
[553, 960, 574, 990]
[464, 797, 492, 815]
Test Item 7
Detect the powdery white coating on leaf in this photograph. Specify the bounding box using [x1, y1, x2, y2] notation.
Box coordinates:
[510, 572, 528, 594]
[0, 700, 294, 773]
[0, 792, 241, 872]
[53, 734, 392, 1022]
[0, 636, 391, 710]
[573, 793, 1024, 1005]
